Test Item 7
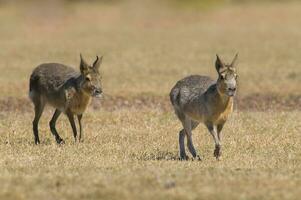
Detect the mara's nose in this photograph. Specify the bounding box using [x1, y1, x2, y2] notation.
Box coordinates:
[228, 87, 236, 92]
[95, 88, 102, 95]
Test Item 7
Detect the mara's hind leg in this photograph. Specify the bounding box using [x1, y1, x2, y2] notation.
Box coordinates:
[32, 95, 45, 144]
[179, 129, 188, 160]
[49, 109, 64, 144]
[185, 120, 201, 160]
[175, 109, 188, 160]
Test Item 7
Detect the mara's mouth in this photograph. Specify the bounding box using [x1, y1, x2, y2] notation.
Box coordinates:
[92, 93, 101, 98]
[92, 89, 103, 98]
[226, 91, 236, 97]
[92, 91, 103, 98]
[226, 87, 236, 97]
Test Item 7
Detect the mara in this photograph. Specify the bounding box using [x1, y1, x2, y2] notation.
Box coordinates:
[29, 54, 103, 144]
[170, 54, 238, 160]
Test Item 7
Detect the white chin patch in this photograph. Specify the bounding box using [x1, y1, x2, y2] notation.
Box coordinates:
[227, 92, 235, 97]
[94, 93, 102, 98]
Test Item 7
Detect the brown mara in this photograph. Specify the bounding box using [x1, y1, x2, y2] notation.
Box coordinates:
[29, 55, 103, 144]
[170, 54, 238, 160]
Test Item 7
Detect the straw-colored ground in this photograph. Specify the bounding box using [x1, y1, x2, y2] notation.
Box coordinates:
[0, 1, 300, 199]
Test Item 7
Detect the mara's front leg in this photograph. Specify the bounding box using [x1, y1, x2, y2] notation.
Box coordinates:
[66, 111, 77, 142]
[77, 114, 83, 142]
[206, 122, 221, 160]
[216, 123, 225, 159]
[217, 123, 224, 142]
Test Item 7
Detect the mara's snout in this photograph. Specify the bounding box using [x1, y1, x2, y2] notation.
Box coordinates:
[92, 88, 103, 98]
[226, 87, 236, 97]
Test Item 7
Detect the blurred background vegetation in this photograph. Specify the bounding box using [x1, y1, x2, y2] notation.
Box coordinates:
[0, 0, 300, 98]
[0, 0, 298, 6]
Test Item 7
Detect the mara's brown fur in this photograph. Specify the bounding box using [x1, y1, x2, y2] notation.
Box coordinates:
[29, 54, 103, 144]
[170, 54, 238, 160]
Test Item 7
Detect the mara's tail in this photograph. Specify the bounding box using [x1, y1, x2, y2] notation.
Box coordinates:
[29, 73, 39, 100]
[170, 87, 186, 120]
[169, 87, 180, 107]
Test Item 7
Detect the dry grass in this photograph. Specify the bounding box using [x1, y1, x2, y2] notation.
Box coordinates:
[1, 109, 301, 200]
[0, 1, 301, 200]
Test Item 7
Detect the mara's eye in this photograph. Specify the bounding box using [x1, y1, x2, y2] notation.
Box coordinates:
[220, 75, 225, 80]
[85, 77, 91, 81]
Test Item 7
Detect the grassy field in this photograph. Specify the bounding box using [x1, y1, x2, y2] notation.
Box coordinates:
[0, 0, 301, 199]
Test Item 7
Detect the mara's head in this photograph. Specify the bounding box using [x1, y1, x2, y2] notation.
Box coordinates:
[79, 54, 103, 97]
[215, 54, 238, 97]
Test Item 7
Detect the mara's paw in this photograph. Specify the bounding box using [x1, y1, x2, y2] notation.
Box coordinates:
[214, 145, 222, 160]
[192, 155, 202, 161]
[179, 155, 189, 161]
[56, 138, 65, 145]
[78, 138, 84, 143]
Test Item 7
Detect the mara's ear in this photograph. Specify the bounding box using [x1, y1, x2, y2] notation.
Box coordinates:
[80, 53, 89, 74]
[215, 54, 226, 73]
[93, 55, 103, 70]
[230, 53, 238, 68]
